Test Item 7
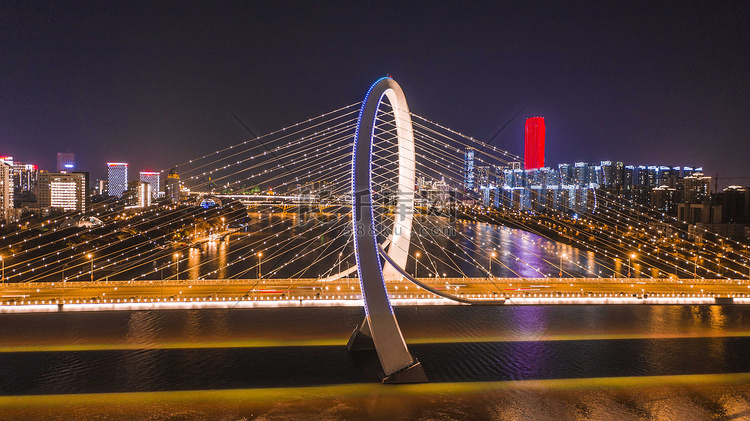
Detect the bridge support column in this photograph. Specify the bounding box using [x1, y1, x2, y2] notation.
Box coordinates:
[350, 77, 427, 384]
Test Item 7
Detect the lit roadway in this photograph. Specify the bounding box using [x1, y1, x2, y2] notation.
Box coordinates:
[2, 277, 750, 311]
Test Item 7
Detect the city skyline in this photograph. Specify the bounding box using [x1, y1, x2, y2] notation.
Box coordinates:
[1, 3, 748, 186]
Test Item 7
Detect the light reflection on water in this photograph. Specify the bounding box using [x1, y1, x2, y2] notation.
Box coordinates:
[0, 305, 750, 420]
[126, 213, 638, 282]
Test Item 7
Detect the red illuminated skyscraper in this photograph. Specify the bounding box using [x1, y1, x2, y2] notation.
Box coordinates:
[524, 117, 545, 170]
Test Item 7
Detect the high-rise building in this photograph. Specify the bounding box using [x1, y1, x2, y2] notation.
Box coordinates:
[635, 165, 648, 187]
[38, 172, 88, 212]
[558, 163, 573, 185]
[57, 152, 75, 172]
[139, 171, 160, 199]
[476, 166, 490, 188]
[574, 162, 589, 187]
[0, 159, 12, 221]
[524, 117, 545, 170]
[166, 167, 181, 204]
[601, 161, 615, 186]
[683, 172, 711, 204]
[464, 147, 475, 191]
[623, 165, 635, 189]
[107, 163, 128, 197]
[97, 179, 108, 196]
[651, 185, 678, 215]
[682, 166, 695, 177]
[715, 186, 750, 223]
[591, 165, 604, 185]
[125, 181, 151, 208]
[11, 162, 38, 194]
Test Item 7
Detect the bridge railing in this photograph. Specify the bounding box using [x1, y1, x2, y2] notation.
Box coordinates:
[1, 277, 745, 290]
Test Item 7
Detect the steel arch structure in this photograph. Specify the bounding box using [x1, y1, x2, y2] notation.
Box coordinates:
[348, 77, 427, 383]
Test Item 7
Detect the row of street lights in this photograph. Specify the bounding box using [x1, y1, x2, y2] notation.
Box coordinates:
[412, 249, 643, 280]
[169, 248, 262, 282]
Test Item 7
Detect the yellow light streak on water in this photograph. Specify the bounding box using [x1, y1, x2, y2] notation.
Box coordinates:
[2, 373, 750, 409]
[3, 331, 750, 353]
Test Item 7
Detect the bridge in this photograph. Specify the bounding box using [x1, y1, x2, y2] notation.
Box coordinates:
[2, 77, 749, 382]
[1, 278, 748, 309]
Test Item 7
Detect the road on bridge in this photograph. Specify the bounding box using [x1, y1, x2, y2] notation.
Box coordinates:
[1, 277, 748, 307]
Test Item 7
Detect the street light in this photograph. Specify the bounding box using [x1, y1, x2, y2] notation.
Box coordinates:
[173, 253, 181, 281]
[415, 252, 420, 279]
[559, 254, 566, 279]
[0, 255, 4, 284]
[87, 254, 93, 282]
[62, 261, 70, 296]
[257, 252, 263, 278]
[717, 256, 722, 277]
[489, 251, 496, 280]
[628, 253, 636, 278]
[694, 255, 698, 278]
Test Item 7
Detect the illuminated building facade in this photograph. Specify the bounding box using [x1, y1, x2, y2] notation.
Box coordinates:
[524, 117, 545, 170]
[166, 168, 181, 203]
[107, 163, 128, 197]
[125, 181, 151, 208]
[683, 172, 711, 204]
[139, 171, 160, 199]
[0, 159, 12, 221]
[38, 172, 88, 212]
[464, 147, 475, 190]
[12, 162, 38, 194]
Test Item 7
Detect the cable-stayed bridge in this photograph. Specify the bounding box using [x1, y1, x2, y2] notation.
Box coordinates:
[2, 77, 750, 382]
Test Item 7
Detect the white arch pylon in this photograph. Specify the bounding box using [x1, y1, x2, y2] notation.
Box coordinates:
[348, 77, 427, 383]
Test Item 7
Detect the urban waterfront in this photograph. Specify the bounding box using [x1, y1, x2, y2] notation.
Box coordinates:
[109, 212, 639, 283]
[3, 305, 750, 419]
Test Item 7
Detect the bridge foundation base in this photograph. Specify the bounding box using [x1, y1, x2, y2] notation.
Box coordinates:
[346, 318, 375, 351]
[380, 360, 428, 384]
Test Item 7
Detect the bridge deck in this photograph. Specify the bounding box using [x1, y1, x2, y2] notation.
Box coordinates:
[0, 278, 748, 310]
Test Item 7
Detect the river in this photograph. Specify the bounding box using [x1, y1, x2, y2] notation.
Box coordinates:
[2, 304, 750, 419]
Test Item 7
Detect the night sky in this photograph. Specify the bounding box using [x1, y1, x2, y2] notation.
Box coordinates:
[2, 2, 749, 186]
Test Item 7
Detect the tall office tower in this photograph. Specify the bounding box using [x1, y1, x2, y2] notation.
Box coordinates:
[558, 163, 573, 185]
[57, 152, 75, 172]
[623, 165, 635, 189]
[683, 172, 711, 204]
[614, 162, 624, 187]
[524, 117, 545, 170]
[139, 172, 160, 199]
[574, 162, 589, 187]
[601, 161, 614, 186]
[38, 172, 88, 212]
[476, 166, 490, 189]
[591, 165, 604, 185]
[12, 162, 38, 194]
[107, 163, 128, 197]
[646, 166, 659, 187]
[0, 159, 12, 221]
[75, 171, 90, 211]
[657, 166, 671, 187]
[715, 186, 750, 223]
[464, 147, 475, 191]
[137, 181, 151, 208]
[97, 179, 108, 196]
[125, 181, 151, 208]
[166, 167, 181, 204]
